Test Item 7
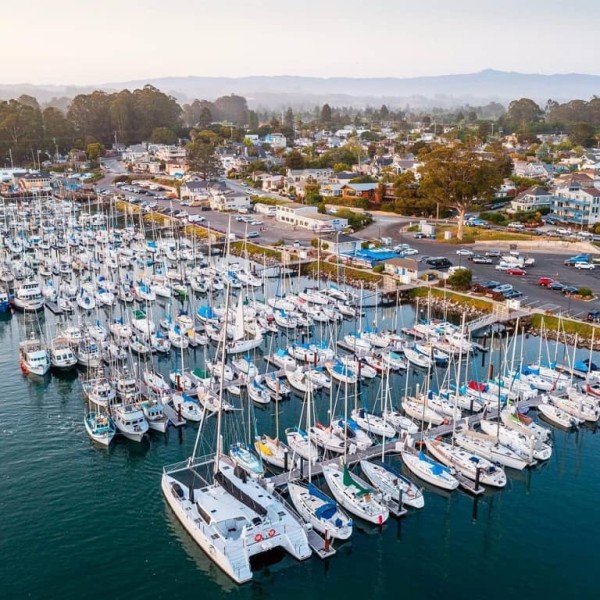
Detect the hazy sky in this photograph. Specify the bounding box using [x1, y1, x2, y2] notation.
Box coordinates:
[4, 0, 600, 85]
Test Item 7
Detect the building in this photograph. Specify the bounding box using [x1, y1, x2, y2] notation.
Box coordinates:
[275, 203, 348, 232]
[264, 133, 287, 149]
[509, 186, 553, 213]
[181, 180, 210, 203]
[553, 184, 600, 225]
[210, 190, 251, 212]
[17, 171, 52, 191]
[381, 257, 419, 284]
[512, 159, 550, 180]
[318, 233, 361, 255]
[154, 145, 186, 162]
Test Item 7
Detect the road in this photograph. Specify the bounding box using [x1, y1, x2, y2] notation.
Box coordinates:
[98, 160, 599, 315]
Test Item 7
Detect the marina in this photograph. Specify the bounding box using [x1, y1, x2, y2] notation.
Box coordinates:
[2, 194, 600, 597]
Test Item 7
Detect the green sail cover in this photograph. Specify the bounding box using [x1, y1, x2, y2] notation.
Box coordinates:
[343, 465, 371, 497]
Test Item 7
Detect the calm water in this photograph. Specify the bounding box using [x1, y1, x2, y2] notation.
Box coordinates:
[1, 302, 599, 600]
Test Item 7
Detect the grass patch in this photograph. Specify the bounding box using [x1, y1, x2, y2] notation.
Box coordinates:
[530, 313, 599, 338]
[250, 195, 286, 206]
[435, 225, 539, 244]
[301, 260, 383, 286]
[115, 200, 141, 214]
[411, 286, 494, 312]
[230, 241, 283, 262]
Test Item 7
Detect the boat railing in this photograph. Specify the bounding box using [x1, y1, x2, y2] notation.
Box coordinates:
[163, 454, 214, 475]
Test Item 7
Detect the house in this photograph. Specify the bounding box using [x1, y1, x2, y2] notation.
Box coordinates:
[381, 258, 419, 284]
[154, 145, 186, 162]
[509, 186, 553, 213]
[512, 159, 549, 180]
[210, 190, 251, 212]
[122, 144, 149, 162]
[275, 203, 348, 232]
[264, 133, 287, 149]
[340, 183, 379, 203]
[318, 233, 361, 255]
[286, 168, 334, 184]
[181, 180, 210, 203]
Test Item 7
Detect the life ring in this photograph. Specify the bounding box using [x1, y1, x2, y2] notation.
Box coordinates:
[267, 528, 275, 538]
[254, 533, 263, 543]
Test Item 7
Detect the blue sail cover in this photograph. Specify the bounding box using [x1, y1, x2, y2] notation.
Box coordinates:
[197, 305, 215, 320]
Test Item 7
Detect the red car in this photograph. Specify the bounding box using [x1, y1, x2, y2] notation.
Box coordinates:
[507, 267, 527, 276]
[538, 277, 554, 286]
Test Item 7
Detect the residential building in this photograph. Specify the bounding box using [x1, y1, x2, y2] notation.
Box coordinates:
[123, 144, 149, 162]
[181, 180, 210, 203]
[210, 190, 251, 212]
[154, 145, 186, 162]
[512, 159, 549, 180]
[553, 184, 600, 225]
[509, 186, 553, 213]
[264, 133, 287, 149]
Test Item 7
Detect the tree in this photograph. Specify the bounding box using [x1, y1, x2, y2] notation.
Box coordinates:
[150, 127, 178, 145]
[247, 110, 259, 131]
[304, 180, 322, 204]
[198, 107, 212, 129]
[320, 104, 332, 125]
[379, 104, 389, 120]
[285, 149, 305, 170]
[503, 98, 543, 133]
[186, 140, 221, 180]
[284, 107, 295, 130]
[86, 142, 105, 162]
[419, 143, 504, 240]
[448, 268, 472, 291]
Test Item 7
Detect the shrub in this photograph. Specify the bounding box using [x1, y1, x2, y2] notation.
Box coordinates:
[373, 264, 385, 273]
[578, 288, 593, 298]
[447, 268, 472, 291]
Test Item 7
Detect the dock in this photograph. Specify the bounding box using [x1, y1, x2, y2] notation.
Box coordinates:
[267, 395, 544, 494]
[44, 301, 64, 315]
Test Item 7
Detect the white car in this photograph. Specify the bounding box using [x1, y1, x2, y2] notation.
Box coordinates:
[495, 262, 511, 271]
[575, 262, 595, 270]
[403, 248, 419, 255]
[456, 248, 474, 256]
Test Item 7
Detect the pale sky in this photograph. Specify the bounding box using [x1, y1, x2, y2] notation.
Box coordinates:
[4, 0, 600, 85]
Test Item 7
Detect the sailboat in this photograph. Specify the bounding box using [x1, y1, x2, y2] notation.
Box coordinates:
[401, 450, 459, 491]
[322, 462, 389, 525]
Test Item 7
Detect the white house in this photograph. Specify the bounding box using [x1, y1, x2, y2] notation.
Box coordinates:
[154, 145, 186, 162]
[553, 184, 600, 225]
[210, 190, 251, 212]
[509, 186, 553, 213]
[181, 180, 210, 203]
[382, 258, 419, 284]
[265, 133, 287, 149]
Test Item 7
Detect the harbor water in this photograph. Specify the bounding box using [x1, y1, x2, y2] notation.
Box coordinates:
[1, 302, 599, 600]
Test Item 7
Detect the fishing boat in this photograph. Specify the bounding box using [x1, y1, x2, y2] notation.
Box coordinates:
[13, 278, 44, 311]
[19, 337, 50, 376]
[84, 411, 116, 446]
[322, 463, 389, 525]
[48, 336, 77, 370]
[140, 398, 169, 432]
[112, 403, 148, 442]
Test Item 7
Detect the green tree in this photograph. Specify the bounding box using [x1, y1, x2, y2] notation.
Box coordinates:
[419, 143, 504, 240]
[198, 106, 212, 129]
[247, 110, 259, 131]
[304, 180, 322, 204]
[320, 103, 332, 125]
[447, 268, 472, 291]
[503, 98, 543, 133]
[86, 142, 105, 162]
[285, 149, 305, 170]
[186, 140, 221, 180]
[150, 127, 178, 145]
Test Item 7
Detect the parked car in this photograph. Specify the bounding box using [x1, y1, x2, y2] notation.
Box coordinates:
[503, 289, 523, 299]
[471, 255, 493, 264]
[586, 311, 600, 322]
[426, 257, 453, 268]
[485, 249, 502, 258]
[481, 280, 500, 289]
[506, 267, 527, 276]
[495, 263, 511, 271]
[492, 284, 513, 294]
[246, 231, 260, 239]
[456, 248, 474, 256]
[507, 222, 525, 230]
[564, 254, 590, 266]
[414, 232, 425, 239]
[538, 277, 554, 287]
[403, 248, 419, 256]
[562, 285, 579, 296]
[574, 262, 595, 270]
[549, 282, 566, 291]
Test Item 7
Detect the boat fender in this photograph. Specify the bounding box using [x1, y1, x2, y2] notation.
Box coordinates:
[254, 533, 263, 543]
[267, 528, 275, 538]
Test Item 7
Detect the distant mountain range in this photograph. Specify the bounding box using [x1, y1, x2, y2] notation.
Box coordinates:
[2, 70, 599, 109]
